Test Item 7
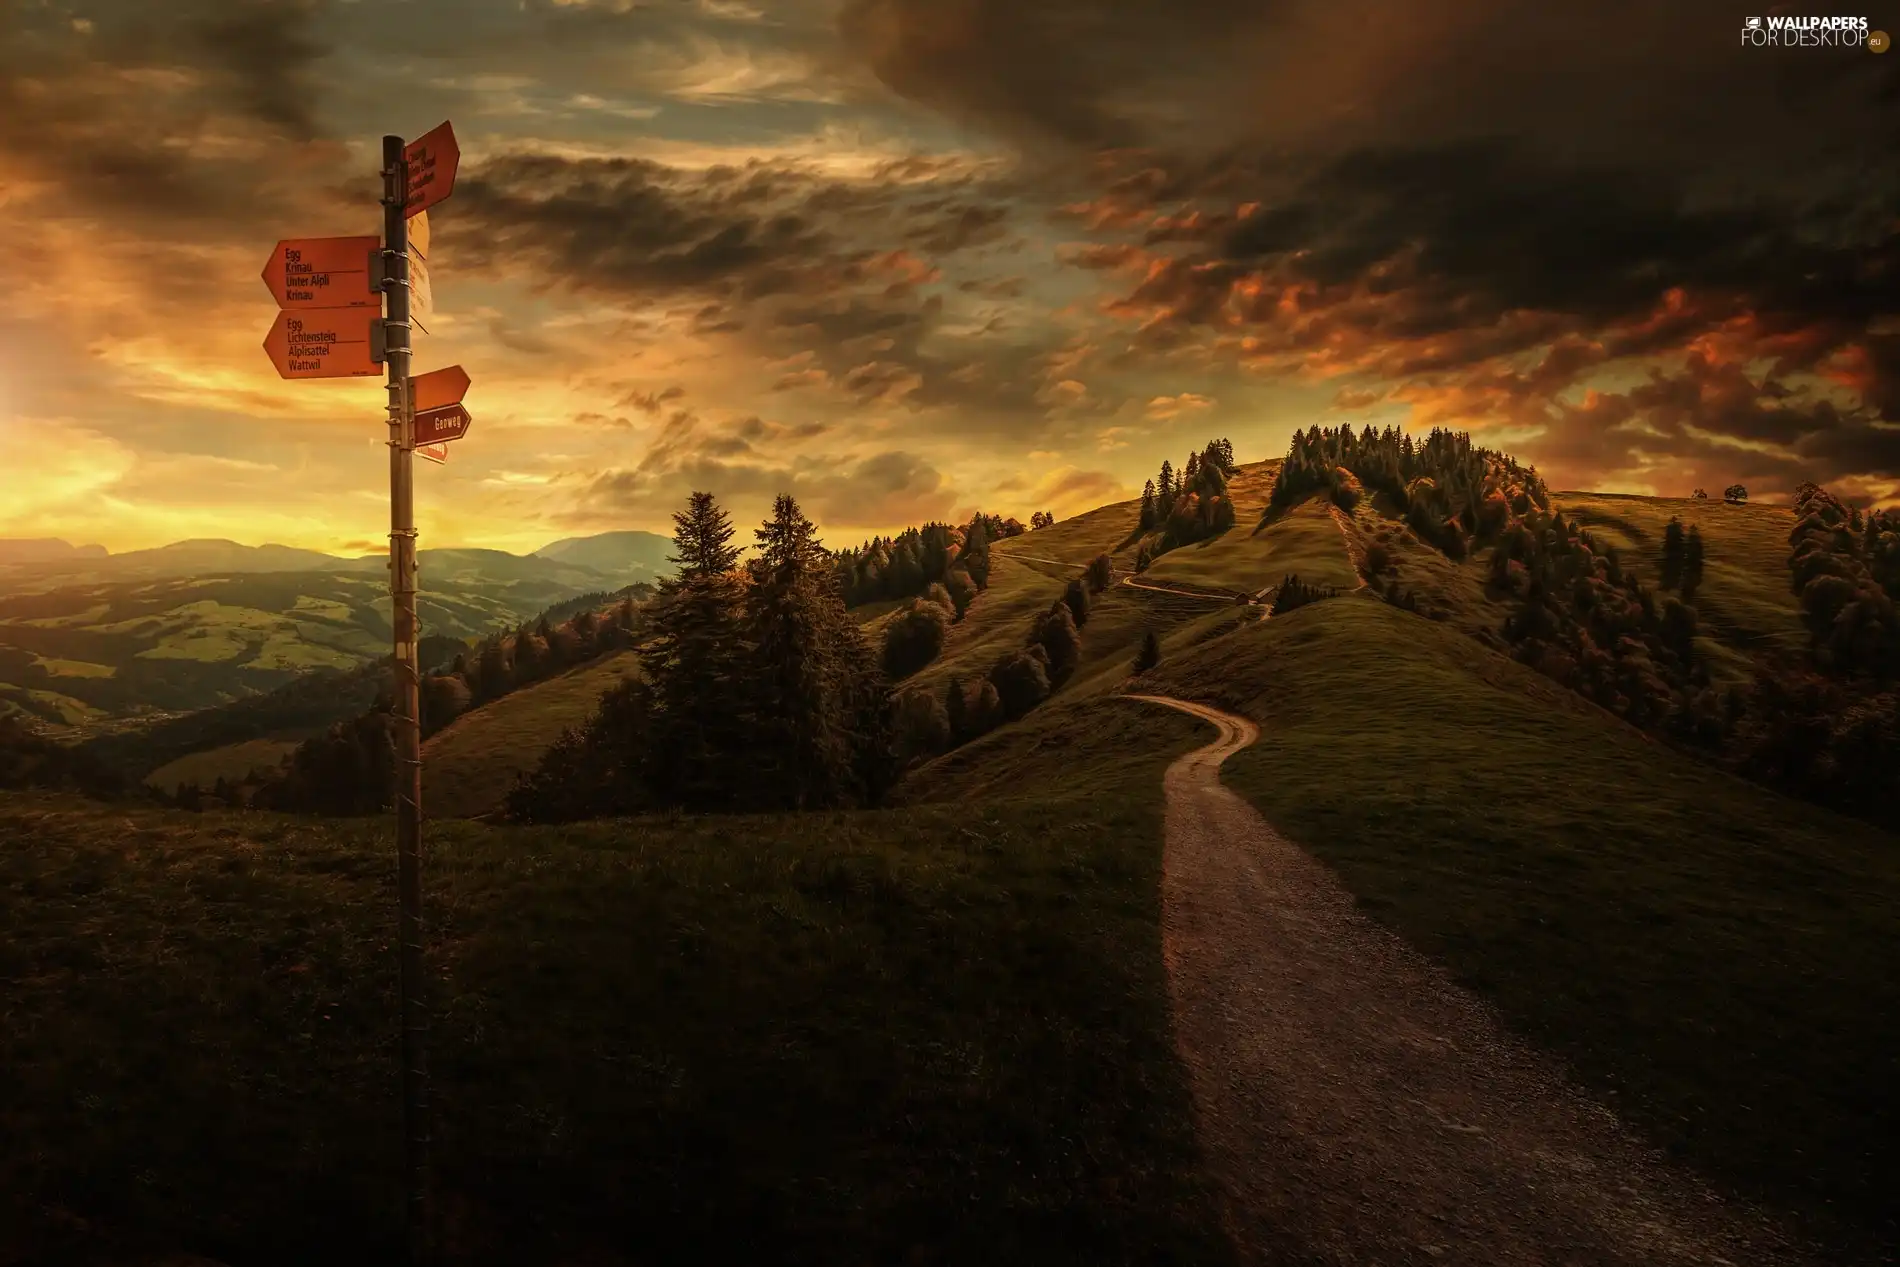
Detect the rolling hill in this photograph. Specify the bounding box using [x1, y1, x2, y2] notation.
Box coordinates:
[6, 453, 1898, 1263]
[0, 538, 669, 737]
[533, 529, 675, 582]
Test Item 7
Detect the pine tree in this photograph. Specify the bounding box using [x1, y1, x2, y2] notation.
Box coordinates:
[1661, 518, 1686, 589]
[744, 495, 860, 811]
[672, 490, 742, 576]
[642, 491, 750, 809]
[1682, 527, 1706, 601]
[1158, 460, 1175, 504]
[1139, 479, 1157, 530]
[1184, 452, 1200, 486]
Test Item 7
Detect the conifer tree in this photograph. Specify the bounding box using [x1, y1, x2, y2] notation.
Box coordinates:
[1139, 479, 1157, 530]
[1661, 518, 1686, 589]
[642, 491, 749, 808]
[1158, 460, 1175, 504]
[744, 495, 860, 811]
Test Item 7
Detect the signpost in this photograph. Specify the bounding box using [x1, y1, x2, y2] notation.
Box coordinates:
[259, 118, 461, 1266]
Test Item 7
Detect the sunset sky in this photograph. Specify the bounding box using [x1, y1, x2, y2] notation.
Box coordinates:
[1, 0, 1896, 555]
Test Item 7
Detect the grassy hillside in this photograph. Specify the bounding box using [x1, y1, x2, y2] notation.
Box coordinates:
[0, 567, 611, 732]
[1140, 595, 1900, 1256]
[145, 737, 307, 794]
[1552, 491, 1807, 676]
[422, 652, 643, 819]
[0, 709, 1229, 1266]
[1146, 493, 1359, 595]
[897, 694, 1212, 805]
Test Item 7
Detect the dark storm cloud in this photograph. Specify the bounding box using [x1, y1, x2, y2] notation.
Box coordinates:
[0, 0, 347, 223]
[445, 152, 1017, 304]
[572, 407, 954, 529]
[838, 0, 1900, 494]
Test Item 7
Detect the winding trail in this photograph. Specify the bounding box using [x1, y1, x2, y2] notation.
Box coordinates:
[1001, 551, 1249, 605]
[1125, 693, 1811, 1267]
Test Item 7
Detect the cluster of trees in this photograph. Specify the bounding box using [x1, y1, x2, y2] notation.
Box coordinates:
[0, 714, 131, 799]
[1784, 482, 1900, 677]
[1029, 511, 1058, 530]
[431, 588, 650, 736]
[1267, 425, 1549, 560]
[1134, 439, 1239, 569]
[1658, 519, 1707, 600]
[1488, 509, 1712, 733]
[1268, 574, 1340, 616]
[884, 553, 1114, 768]
[834, 514, 1014, 609]
[506, 492, 893, 821]
[225, 588, 653, 816]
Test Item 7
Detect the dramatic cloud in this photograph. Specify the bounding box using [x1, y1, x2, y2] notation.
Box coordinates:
[4, 0, 1898, 556]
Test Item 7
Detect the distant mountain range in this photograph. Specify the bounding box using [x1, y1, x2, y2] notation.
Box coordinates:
[0, 531, 676, 584]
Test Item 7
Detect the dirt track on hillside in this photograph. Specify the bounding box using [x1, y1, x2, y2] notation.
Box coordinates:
[1126, 693, 1813, 1267]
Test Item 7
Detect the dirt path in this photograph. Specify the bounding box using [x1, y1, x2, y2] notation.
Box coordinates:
[1001, 551, 1247, 605]
[1326, 503, 1371, 591]
[1125, 693, 1812, 1267]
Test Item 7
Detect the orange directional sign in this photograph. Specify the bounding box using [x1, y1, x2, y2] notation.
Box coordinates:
[410, 365, 470, 413]
[404, 122, 459, 218]
[263, 308, 381, 379]
[416, 443, 449, 465]
[414, 404, 471, 447]
[262, 236, 379, 309]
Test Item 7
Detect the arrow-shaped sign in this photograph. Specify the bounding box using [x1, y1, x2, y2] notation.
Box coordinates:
[262, 236, 380, 309]
[414, 404, 471, 447]
[263, 308, 381, 379]
[404, 122, 459, 219]
[416, 442, 449, 465]
[410, 364, 469, 413]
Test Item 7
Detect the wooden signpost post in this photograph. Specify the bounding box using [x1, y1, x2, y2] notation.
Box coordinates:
[258, 119, 463, 1267]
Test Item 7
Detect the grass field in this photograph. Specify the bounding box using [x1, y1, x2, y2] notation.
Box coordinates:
[1553, 492, 1806, 664]
[31, 656, 116, 679]
[145, 736, 307, 793]
[1140, 595, 1900, 1257]
[0, 704, 1229, 1266]
[1146, 494, 1359, 595]
[898, 693, 1213, 806]
[422, 652, 642, 819]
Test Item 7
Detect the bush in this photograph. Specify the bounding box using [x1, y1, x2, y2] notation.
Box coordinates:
[966, 679, 1007, 739]
[922, 582, 954, 614]
[1063, 577, 1091, 626]
[1134, 630, 1161, 673]
[892, 688, 951, 764]
[1032, 602, 1082, 684]
[1363, 541, 1391, 577]
[881, 599, 950, 680]
[1086, 553, 1113, 592]
[989, 651, 1051, 720]
[943, 567, 978, 619]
